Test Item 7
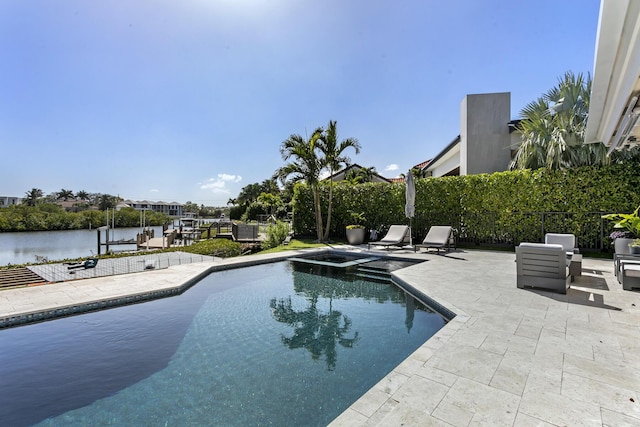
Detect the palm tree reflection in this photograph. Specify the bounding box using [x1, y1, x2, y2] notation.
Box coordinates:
[270, 263, 428, 370]
[270, 295, 358, 371]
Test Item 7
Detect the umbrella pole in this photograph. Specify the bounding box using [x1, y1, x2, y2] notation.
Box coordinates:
[409, 218, 412, 247]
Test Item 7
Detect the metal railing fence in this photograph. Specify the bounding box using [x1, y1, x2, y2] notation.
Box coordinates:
[410, 211, 611, 251]
[29, 252, 214, 283]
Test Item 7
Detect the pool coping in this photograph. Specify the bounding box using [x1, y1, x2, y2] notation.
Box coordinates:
[0, 250, 307, 329]
[0, 248, 448, 330]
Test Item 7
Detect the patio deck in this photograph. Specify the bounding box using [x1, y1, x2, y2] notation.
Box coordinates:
[1, 248, 639, 425]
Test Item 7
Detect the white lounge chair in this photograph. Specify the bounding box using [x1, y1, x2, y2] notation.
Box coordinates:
[516, 242, 570, 294]
[368, 225, 409, 250]
[414, 226, 453, 253]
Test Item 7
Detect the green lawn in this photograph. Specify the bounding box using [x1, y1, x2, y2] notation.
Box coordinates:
[258, 239, 344, 254]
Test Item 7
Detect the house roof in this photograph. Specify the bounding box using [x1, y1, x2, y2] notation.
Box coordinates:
[508, 119, 522, 133]
[323, 163, 391, 183]
[124, 199, 182, 206]
[412, 160, 431, 170]
[421, 135, 461, 172]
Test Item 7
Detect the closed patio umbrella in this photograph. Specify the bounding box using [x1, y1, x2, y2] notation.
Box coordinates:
[405, 170, 415, 246]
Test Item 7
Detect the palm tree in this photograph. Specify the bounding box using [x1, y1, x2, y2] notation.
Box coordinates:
[345, 166, 377, 184]
[257, 192, 283, 217]
[318, 120, 361, 241]
[57, 189, 74, 201]
[97, 194, 117, 211]
[274, 128, 325, 241]
[76, 190, 90, 201]
[23, 188, 43, 206]
[510, 71, 609, 170]
[410, 167, 427, 179]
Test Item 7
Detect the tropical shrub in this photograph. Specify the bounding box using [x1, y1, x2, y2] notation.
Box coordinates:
[602, 206, 640, 238]
[182, 238, 242, 257]
[262, 221, 291, 250]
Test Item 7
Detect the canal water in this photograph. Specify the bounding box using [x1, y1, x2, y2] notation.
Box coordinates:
[0, 226, 164, 266]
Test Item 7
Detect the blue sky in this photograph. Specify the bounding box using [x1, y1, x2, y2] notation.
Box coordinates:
[1, 0, 601, 206]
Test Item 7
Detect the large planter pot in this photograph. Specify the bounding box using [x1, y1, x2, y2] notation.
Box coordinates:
[346, 227, 365, 245]
[615, 237, 634, 255]
[630, 245, 640, 255]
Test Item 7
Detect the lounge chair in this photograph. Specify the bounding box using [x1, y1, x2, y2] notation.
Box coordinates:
[414, 226, 453, 253]
[368, 225, 410, 250]
[67, 257, 99, 270]
[516, 243, 570, 294]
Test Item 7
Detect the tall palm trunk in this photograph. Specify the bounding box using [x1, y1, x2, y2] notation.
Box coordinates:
[312, 186, 324, 241]
[318, 120, 361, 242]
[323, 177, 334, 241]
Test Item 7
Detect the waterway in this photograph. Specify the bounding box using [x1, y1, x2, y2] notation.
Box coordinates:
[0, 226, 164, 266]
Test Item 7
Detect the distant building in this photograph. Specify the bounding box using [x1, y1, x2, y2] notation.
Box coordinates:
[420, 92, 521, 178]
[326, 93, 522, 183]
[56, 200, 93, 212]
[0, 196, 22, 207]
[123, 200, 183, 216]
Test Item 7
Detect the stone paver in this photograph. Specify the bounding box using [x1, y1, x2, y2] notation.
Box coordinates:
[329, 248, 640, 426]
[1, 247, 640, 426]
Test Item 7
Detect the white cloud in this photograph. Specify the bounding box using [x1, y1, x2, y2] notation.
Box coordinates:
[199, 173, 243, 194]
[385, 164, 399, 171]
[218, 173, 242, 183]
[149, 189, 159, 193]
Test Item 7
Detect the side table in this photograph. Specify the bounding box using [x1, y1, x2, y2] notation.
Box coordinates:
[569, 254, 582, 281]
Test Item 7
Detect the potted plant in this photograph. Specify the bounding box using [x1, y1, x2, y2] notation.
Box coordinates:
[630, 239, 640, 255]
[602, 206, 640, 254]
[346, 211, 366, 245]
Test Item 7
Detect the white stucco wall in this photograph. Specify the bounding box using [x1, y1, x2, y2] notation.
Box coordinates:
[428, 144, 460, 177]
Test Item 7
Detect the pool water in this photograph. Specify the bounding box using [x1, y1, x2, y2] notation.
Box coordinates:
[0, 260, 446, 426]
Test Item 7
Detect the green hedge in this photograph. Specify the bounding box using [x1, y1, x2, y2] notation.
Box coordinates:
[292, 163, 640, 250]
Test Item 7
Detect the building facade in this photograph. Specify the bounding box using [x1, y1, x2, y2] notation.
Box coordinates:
[422, 92, 520, 178]
[0, 196, 22, 208]
[122, 200, 183, 217]
[585, 0, 640, 153]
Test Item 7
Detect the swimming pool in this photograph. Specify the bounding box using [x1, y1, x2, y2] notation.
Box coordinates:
[0, 258, 447, 426]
